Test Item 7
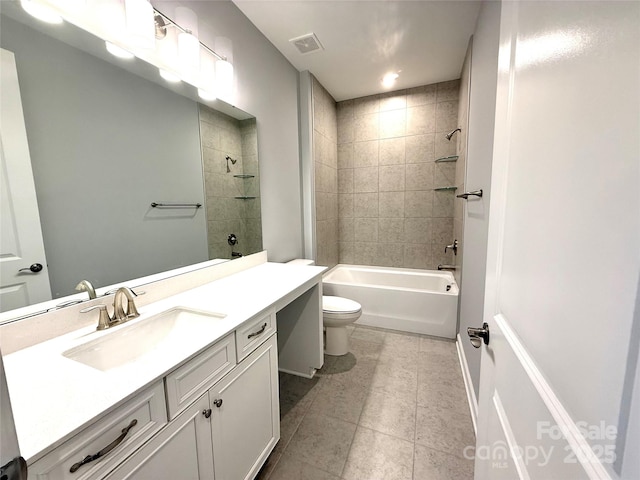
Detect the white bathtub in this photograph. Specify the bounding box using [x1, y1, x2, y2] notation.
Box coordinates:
[322, 264, 459, 339]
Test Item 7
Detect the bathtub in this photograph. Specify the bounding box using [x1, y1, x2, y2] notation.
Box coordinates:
[322, 264, 459, 339]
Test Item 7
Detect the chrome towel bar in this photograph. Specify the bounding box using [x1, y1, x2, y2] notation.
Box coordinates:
[151, 202, 202, 208]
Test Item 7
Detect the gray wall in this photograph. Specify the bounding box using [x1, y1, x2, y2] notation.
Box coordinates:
[336, 83, 459, 269]
[1, 16, 208, 298]
[458, 0, 500, 401]
[169, 1, 303, 262]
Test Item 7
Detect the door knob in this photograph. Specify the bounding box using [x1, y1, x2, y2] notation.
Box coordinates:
[213, 398, 223, 408]
[18, 263, 43, 273]
[467, 322, 490, 348]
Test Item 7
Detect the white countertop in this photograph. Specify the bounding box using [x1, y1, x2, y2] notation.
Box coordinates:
[3, 261, 325, 463]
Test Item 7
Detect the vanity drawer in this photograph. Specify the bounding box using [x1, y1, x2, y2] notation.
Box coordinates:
[165, 332, 236, 419]
[235, 308, 276, 361]
[29, 381, 167, 480]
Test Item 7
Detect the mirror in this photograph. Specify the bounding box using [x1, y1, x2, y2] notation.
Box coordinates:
[0, 4, 262, 314]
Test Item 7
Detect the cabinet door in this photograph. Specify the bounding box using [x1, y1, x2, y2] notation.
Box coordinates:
[106, 394, 214, 480]
[210, 334, 279, 480]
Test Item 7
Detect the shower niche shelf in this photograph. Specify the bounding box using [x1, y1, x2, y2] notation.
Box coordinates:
[435, 155, 459, 163]
[233, 174, 255, 179]
[434, 186, 457, 192]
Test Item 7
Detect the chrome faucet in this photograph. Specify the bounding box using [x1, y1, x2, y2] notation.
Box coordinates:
[75, 280, 97, 300]
[80, 287, 141, 330]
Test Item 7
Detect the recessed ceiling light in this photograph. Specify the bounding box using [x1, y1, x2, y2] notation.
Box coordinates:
[382, 72, 399, 88]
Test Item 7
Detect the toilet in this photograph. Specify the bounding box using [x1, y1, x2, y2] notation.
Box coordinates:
[287, 259, 362, 356]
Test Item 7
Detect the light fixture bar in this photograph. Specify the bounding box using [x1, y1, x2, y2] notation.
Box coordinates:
[153, 9, 227, 61]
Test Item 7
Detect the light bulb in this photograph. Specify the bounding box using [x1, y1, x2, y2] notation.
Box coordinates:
[216, 59, 234, 99]
[382, 72, 399, 88]
[178, 30, 200, 81]
[125, 0, 154, 49]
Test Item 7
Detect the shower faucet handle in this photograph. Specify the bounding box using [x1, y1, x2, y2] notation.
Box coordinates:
[445, 240, 458, 255]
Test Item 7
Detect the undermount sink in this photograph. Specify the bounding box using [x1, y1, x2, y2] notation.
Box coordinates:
[63, 307, 227, 371]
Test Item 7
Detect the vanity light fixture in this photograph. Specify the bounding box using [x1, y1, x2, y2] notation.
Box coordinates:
[124, 0, 155, 49]
[197, 51, 217, 100]
[178, 29, 200, 80]
[105, 41, 135, 59]
[216, 59, 234, 100]
[382, 72, 399, 88]
[20, 0, 63, 24]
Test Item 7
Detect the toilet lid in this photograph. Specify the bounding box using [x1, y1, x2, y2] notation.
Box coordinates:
[323, 296, 361, 314]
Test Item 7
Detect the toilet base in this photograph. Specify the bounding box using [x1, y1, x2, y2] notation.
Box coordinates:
[325, 325, 349, 356]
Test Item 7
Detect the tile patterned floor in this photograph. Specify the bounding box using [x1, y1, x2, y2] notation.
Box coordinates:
[257, 325, 475, 480]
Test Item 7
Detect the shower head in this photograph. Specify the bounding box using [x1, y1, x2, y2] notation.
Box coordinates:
[225, 155, 237, 173]
[445, 128, 461, 141]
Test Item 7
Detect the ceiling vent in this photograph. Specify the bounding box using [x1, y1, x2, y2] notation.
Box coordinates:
[289, 33, 324, 55]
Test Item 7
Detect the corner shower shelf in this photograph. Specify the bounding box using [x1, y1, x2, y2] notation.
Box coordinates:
[235, 196, 257, 199]
[434, 186, 457, 192]
[435, 155, 459, 163]
[233, 174, 255, 179]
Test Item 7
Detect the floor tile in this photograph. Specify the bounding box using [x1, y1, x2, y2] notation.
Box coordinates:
[417, 374, 469, 416]
[415, 405, 475, 459]
[285, 413, 357, 476]
[370, 362, 418, 399]
[359, 388, 416, 441]
[311, 377, 368, 424]
[348, 337, 384, 360]
[265, 327, 475, 480]
[351, 326, 387, 344]
[342, 426, 414, 480]
[413, 443, 474, 480]
[269, 453, 341, 480]
[419, 336, 456, 355]
[325, 355, 378, 390]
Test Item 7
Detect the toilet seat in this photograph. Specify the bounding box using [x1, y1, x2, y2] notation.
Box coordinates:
[322, 296, 361, 314]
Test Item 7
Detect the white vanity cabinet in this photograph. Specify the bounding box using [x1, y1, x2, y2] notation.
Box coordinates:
[105, 313, 279, 480]
[28, 382, 167, 480]
[210, 333, 279, 480]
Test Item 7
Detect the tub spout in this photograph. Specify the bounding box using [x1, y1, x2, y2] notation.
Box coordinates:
[438, 264, 457, 271]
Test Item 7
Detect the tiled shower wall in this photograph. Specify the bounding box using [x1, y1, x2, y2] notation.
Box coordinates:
[336, 81, 460, 269]
[312, 76, 339, 268]
[200, 105, 262, 259]
[453, 49, 472, 286]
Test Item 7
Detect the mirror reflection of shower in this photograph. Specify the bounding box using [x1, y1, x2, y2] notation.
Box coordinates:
[445, 128, 461, 141]
[226, 155, 237, 172]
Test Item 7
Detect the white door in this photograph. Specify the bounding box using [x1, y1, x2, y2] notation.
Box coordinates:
[0, 48, 51, 311]
[473, 1, 639, 479]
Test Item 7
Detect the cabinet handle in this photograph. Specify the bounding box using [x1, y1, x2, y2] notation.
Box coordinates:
[202, 408, 212, 418]
[247, 322, 267, 339]
[213, 398, 223, 408]
[69, 419, 137, 473]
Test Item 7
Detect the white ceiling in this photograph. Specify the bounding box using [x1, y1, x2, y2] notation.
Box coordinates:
[232, 0, 482, 101]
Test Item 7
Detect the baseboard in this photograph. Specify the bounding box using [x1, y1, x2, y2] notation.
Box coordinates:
[456, 333, 478, 436]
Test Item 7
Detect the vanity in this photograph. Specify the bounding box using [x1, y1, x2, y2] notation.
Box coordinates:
[0, 252, 325, 480]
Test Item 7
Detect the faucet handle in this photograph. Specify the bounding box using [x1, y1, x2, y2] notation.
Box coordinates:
[445, 239, 458, 255]
[80, 304, 112, 330]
